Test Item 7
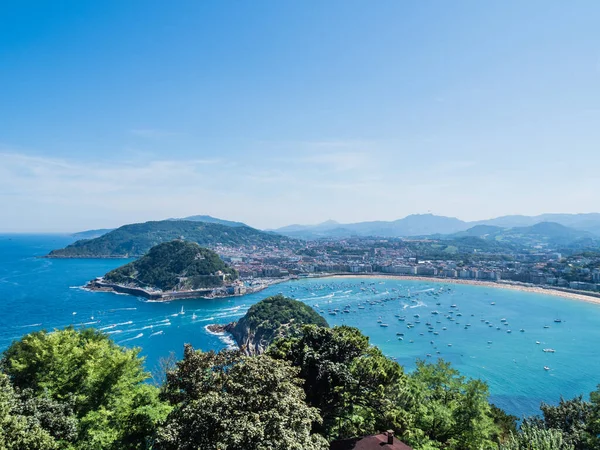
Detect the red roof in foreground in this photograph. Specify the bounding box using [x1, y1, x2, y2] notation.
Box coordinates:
[330, 433, 413, 450]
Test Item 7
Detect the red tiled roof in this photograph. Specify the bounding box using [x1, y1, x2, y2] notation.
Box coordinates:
[330, 433, 413, 450]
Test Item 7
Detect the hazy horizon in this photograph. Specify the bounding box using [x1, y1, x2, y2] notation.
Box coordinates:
[2, 211, 600, 235]
[2, 1, 600, 232]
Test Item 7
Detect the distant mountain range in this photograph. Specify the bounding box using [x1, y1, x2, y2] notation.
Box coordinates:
[272, 213, 600, 239]
[444, 222, 597, 249]
[70, 213, 600, 252]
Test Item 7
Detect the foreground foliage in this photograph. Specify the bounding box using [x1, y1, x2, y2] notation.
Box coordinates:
[0, 327, 170, 449]
[2, 311, 600, 449]
[155, 345, 328, 450]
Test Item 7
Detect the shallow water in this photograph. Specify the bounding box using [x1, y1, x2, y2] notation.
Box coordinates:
[1, 234, 599, 417]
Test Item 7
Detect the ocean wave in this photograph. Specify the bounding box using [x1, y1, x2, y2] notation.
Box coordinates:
[219, 334, 238, 350]
[204, 325, 225, 336]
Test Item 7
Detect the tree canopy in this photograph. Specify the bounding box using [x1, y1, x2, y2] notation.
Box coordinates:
[0, 327, 169, 449]
[156, 345, 328, 450]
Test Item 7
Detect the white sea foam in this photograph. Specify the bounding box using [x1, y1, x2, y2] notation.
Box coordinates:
[219, 334, 238, 350]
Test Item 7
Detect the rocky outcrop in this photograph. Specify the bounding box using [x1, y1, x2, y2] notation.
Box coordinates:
[208, 295, 329, 356]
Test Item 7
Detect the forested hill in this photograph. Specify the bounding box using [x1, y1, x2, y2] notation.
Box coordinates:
[47, 220, 297, 258]
[103, 240, 238, 291]
[224, 295, 328, 355]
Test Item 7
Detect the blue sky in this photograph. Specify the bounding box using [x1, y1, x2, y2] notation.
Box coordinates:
[1, 1, 599, 232]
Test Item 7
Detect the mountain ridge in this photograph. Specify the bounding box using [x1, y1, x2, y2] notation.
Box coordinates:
[272, 213, 600, 239]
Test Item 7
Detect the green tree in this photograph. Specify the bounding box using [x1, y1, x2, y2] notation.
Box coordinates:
[406, 359, 499, 450]
[538, 396, 592, 450]
[156, 345, 327, 450]
[0, 327, 170, 450]
[268, 325, 409, 440]
[499, 422, 574, 450]
[0, 373, 58, 450]
[587, 386, 600, 449]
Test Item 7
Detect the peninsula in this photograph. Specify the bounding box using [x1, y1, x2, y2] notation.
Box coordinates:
[87, 240, 258, 300]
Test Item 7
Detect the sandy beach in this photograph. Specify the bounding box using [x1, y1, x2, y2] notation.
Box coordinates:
[314, 273, 600, 306]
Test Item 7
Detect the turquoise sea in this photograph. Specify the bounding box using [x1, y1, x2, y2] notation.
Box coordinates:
[2, 234, 600, 418]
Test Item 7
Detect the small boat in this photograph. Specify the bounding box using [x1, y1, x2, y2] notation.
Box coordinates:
[544, 366, 550, 371]
[487, 341, 492, 344]
[447, 343, 452, 347]
[380, 323, 389, 327]
[192, 313, 197, 320]
[398, 337, 403, 341]
[426, 354, 432, 357]
[507, 330, 512, 333]
[544, 325, 550, 329]
[554, 319, 562, 323]
[543, 348, 556, 353]
[491, 302, 496, 305]
[450, 304, 457, 308]
[396, 332, 404, 336]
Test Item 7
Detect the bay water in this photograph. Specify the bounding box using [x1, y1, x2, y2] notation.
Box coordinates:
[2, 234, 600, 418]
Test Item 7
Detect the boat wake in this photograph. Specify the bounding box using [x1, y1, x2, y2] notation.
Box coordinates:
[118, 333, 143, 344]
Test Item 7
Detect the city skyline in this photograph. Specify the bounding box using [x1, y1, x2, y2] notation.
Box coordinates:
[2, 1, 600, 232]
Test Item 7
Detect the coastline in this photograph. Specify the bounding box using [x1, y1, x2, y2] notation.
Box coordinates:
[84, 277, 291, 302]
[315, 273, 600, 306]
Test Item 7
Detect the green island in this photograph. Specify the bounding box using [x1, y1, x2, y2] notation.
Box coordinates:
[86, 240, 249, 300]
[47, 220, 297, 258]
[209, 294, 329, 355]
[2, 296, 599, 449]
